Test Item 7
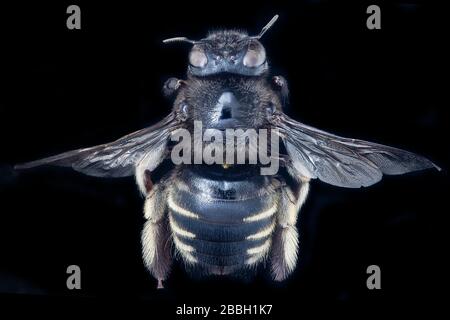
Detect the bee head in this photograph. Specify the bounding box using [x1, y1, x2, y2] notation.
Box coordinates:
[163, 15, 278, 77]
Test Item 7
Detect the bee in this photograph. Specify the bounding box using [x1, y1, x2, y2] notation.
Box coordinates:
[16, 15, 439, 288]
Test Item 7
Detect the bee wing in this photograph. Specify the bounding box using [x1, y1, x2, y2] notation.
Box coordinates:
[15, 112, 180, 178]
[275, 113, 440, 188]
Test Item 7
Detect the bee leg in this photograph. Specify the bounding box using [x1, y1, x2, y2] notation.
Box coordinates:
[142, 169, 153, 193]
[162, 77, 186, 97]
[271, 75, 289, 105]
[270, 180, 309, 281]
[141, 182, 172, 289]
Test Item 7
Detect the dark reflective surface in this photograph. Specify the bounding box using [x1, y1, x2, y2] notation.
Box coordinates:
[0, 0, 448, 316]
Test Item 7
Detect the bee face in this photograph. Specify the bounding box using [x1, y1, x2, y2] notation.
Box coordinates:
[163, 15, 279, 78]
[187, 32, 268, 77]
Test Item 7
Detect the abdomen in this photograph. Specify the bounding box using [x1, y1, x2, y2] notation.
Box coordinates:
[168, 165, 278, 275]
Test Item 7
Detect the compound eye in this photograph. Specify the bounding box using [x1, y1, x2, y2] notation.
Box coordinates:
[189, 46, 207, 68]
[243, 41, 266, 68]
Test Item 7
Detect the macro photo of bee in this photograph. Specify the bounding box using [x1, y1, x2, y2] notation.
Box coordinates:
[14, 14, 440, 290]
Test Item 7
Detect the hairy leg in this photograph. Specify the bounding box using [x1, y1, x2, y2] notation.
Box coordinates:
[270, 180, 309, 281]
[141, 181, 172, 288]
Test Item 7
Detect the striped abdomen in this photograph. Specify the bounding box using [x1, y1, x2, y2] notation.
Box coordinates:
[168, 167, 278, 275]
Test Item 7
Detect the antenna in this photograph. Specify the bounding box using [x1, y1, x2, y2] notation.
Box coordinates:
[250, 14, 279, 40]
[162, 37, 200, 44]
[163, 14, 280, 45]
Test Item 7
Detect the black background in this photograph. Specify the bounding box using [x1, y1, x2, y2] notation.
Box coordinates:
[0, 0, 448, 316]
